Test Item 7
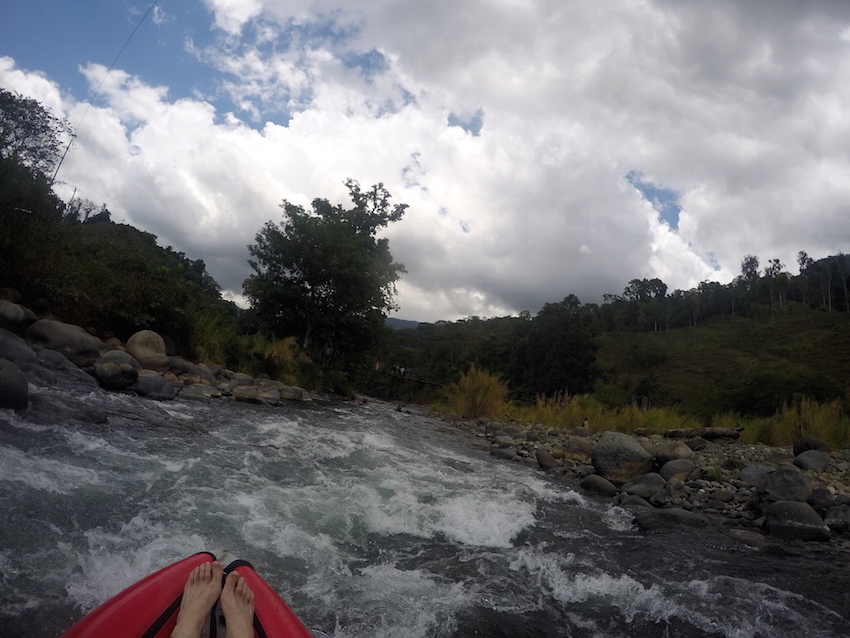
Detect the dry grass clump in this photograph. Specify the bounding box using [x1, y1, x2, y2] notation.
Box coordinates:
[441, 364, 509, 419]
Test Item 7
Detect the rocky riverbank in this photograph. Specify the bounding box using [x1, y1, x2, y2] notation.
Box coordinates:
[444, 415, 850, 545]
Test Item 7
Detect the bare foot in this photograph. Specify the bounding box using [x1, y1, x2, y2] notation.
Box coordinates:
[171, 561, 223, 638]
[219, 570, 255, 638]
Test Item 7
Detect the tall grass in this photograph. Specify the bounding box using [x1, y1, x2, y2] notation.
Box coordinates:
[441, 364, 509, 419]
[739, 398, 850, 447]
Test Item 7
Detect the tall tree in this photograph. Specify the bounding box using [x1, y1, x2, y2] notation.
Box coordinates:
[0, 88, 73, 175]
[244, 180, 407, 367]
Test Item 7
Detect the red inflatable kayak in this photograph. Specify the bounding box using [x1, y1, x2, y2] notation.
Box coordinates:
[61, 550, 312, 638]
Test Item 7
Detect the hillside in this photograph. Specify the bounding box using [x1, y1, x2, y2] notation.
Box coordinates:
[594, 302, 850, 418]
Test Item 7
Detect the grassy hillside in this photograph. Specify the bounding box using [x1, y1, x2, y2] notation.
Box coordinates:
[594, 302, 850, 418]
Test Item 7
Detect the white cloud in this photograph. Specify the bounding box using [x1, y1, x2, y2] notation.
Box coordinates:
[6, 1, 850, 321]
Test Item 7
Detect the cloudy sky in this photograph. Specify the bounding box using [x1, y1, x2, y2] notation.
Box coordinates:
[3, 1, 850, 322]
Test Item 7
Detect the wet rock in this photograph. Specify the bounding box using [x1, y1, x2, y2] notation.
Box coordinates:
[655, 441, 694, 466]
[592, 431, 654, 485]
[536, 449, 560, 471]
[562, 438, 595, 463]
[794, 450, 831, 472]
[27, 392, 107, 425]
[231, 385, 262, 403]
[793, 436, 830, 457]
[765, 501, 830, 541]
[0, 300, 27, 333]
[807, 487, 834, 516]
[622, 472, 667, 500]
[26, 319, 100, 367]
[130, 371, 175, 400]
[580, 474, 618, 497]
[0, 358, 28, 409]
[93, 351, 141, 389]
[0, 327, 38, 365]
[824, 504, 850, 534]
[620, 494, 653, 509]
[712, 489, 736, 503]
[37, 348, 78, 370]
[178, 383, 221, 402]
[279, 385, 305, 401]
[633, 508, 711, 530]
[757, 466, 812, 503]
[572, 425, 590, 437]
[490, 448, 517, 460]
[493, 435, 514, 448]
[659, 458, 696, 482]
[740, 464, 775, 486]
[126, 330, 169, 372]
[17, 362, 57, 387]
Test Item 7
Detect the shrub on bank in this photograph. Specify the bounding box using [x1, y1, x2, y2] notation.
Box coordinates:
[440, 364, 508, 419]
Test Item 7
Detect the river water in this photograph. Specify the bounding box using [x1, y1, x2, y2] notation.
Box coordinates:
[0, 388, 848, 637]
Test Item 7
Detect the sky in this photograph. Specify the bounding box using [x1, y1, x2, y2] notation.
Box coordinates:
[3, 1, 850, 322]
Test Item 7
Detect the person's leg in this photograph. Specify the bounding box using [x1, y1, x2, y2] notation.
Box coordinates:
[171, 561, 223, 638]
[219, 570, 255, 638]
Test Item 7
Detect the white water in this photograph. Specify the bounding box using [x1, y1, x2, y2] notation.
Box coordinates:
[0, 395, 846, 637]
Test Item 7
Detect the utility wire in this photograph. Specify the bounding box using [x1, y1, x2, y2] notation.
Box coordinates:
[51, 0, 161, 185]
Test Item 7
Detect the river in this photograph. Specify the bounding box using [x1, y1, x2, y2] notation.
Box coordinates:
[0, 388, 848, 637]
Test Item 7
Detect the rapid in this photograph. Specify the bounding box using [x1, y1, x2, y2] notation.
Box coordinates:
[0, 390, 847, 637]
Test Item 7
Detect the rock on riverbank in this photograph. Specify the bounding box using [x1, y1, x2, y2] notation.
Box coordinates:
[460, 416, 850, 544]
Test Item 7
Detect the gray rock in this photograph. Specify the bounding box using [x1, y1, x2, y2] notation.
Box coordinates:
[793, 436, 830, 457]
[232, 385, 262, 402]
[93, 351, 141, 389]
[27, 392, 108, 425]
[0, 358, 28, 409]
[579, 474, 618, 497]
[0, 300, 27, 333]
[592, 431, 654, 485]
[634, 508, 711, 530]
[685, 437, 710, 451]
[279, 385, 305, 401]
[126, 330, 169, 372]
[562, 438, 595, 463]
[622, 472, 667, 500]
[655, 441, 694, 466]
[712, 489, 736, 503]
[493, 435, 515, 448]
[793, 449, 831, 472]
[37, 348, 78, 370]
[620, 494, 653, 509]
[536, 449, 560, 471]
[226, 373, 255, 394]
[757, 466, 812, 503]
[572, 425, 590, 437]
[765, 501, 831, 541]
[26, 319, 99, 367]
[0, 327, 38, 365]
[178, 383, 222, 402]
[824, 504, 850, 534]
[490, 448, 517, 460]
[807, 487, 834, 516]
[129, 371, 175, 400]
[740, 464, 776, 486]
[17, 362, 58, 387]
[659, 458, 696, 482]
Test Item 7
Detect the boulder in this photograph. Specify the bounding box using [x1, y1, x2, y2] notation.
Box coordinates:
[0, 327, 38, 365]
[26, 319, 99, 367]
[739, 463, 776, 486]
[179, 383, 221, 402]
[279, 385, 305, 401]
[259, 388, 281, 405]
[622, 472, 667, 500]
[756, 466, 812, 503]
[0, 300, 27, 333]
[765, 501, 831, 541]
[655, 441, 694, 466]
[591, 431, 654, 485]
[0, 287, 22, 303]
[619, 494, 653, 509]
[37, 348, 78, 370]
[93, 351, 141, 389]
[562, 438, 595, 463]
[536, 450, 560, 471]
[167, 356, 216, 385]
[824, 504, 850, 534]
[807, 486, 834, 516]
[685, 437, 710, 452]
[17, 362, 58, 387]
[231, 385, 262, 403]
[579, 474, 618, 498]
[126, 330, 169, 372]
[659, 458, 696, 482]
[793, 449, 831, 472]
[129, 371, 175, 400]
[793, 436, 830, 457]
[634, 508, 711, 530]
[490, 448, 517, 460]
[0, 358, 28, 409]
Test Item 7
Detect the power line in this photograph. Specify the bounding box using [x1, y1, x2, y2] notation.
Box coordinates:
[51, 0, 161, 185]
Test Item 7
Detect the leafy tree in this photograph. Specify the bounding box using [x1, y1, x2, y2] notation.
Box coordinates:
[0, 88, 73, 176]
[244, 180, 407, 367]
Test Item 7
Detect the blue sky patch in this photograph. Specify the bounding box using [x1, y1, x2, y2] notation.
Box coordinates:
[626, 170, 681, 231]
[342, 49, 388, 81]
[448, 109, 484, 136]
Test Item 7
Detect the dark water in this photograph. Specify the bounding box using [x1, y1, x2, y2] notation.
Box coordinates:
[0, 388, 848, 637]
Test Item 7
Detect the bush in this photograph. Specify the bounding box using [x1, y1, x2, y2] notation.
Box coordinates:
[441, 364, 508, 419]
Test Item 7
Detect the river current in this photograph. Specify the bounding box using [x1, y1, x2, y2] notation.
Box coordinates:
[0, 389, 847, 637]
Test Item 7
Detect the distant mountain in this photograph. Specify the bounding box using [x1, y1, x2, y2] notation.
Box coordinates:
[386, 317, 422, 330]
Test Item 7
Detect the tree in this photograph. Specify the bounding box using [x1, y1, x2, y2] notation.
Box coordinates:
[0, 88, 73, 176]
[243, 180, 407, 367]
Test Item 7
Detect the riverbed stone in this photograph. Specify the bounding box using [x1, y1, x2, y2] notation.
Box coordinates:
[126, 330, 169, 372]
[655, 441, 694, 466]
[179, 383, 221, 402]
[0, 358, 28, 409]
[622, 472, 667, 500]
[231, 385, 262, 403]
[0, 300, 27, 334]
[793, 436, 830, 457]
[824, 504, 850, 534]
[490, 448, 518, 460]
[279, 385, 305, 401]
[536, 449, 560, 471]
[130, 371, 175, 400]
[740, 464, 776, 486]
[26, 319, 100, 367]
[562, 438, 595, 463]
[592, 431, 655, 485]
[794, 449, 832, 472]
[634, 508, 711, 530]
[0, 327, 38, 365]
[765, 501, 831, 541]
[659, 458, 696, 482]
[620, 494, 653, 508]
[93, 350, 141, 389]
[757, 466, 813, 503]
[580, 474, 618, 497]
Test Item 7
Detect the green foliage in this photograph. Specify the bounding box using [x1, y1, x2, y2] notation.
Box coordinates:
[740, 399, 850, 447]
[244, 180, 406, 369]
[724, 371, 845, 417]
[0, 88, 73, 176]
[441, 364, 509, 419]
